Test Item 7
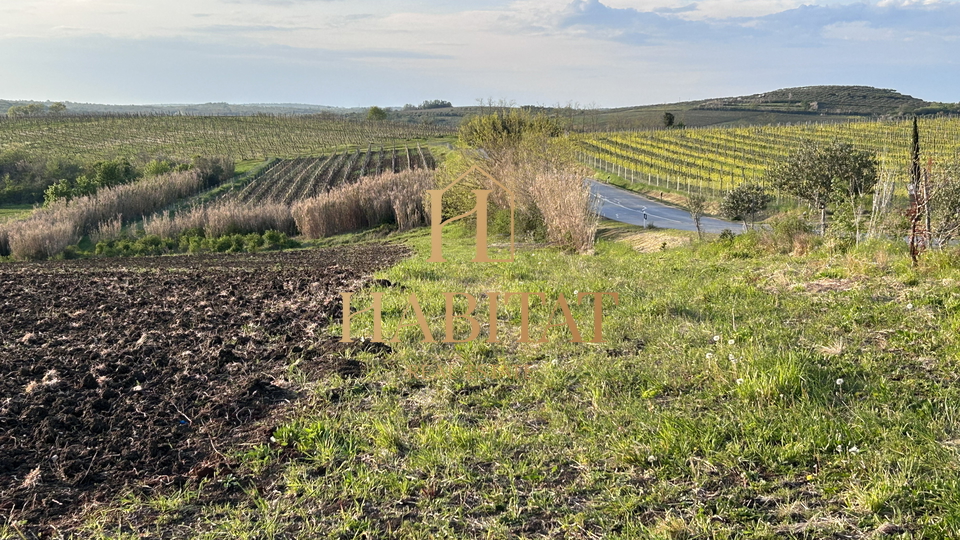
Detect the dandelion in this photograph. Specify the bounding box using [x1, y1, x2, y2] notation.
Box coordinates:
[706, 353, 714, 359]
[836, 378, 844, 386]
[647, 455, 657, 463]
[713, 335, 721, 342]
[736, 378, 744, 385]
[849, 446, 860, 454]
[728, 339, 735, 345]
[906, 303, 913, 310]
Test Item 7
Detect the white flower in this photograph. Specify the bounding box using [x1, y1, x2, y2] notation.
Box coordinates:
[713, 335, 721, 342]
[736, 378, 744, 385]
[836, 445, 843, 453]
[728, 339, 735, 345]
[836, 378, 844, 386]
[647, 455, 657, 463]
[848, 446, 860, 454]
[706, 353, 714, 359]
[728, 354, 735, 361]
[906, 303, 913, 309]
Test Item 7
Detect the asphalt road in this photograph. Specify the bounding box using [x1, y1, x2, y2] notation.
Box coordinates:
[590, 180, 739, 234]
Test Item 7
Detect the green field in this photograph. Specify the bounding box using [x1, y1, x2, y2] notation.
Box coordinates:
[0, 115, 455, 162]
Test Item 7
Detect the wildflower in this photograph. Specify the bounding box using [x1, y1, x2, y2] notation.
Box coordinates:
[728, 339, 735, 345]
[836, 445, 843, 453]
[706, 353, 714, 359]
[647, 455, 657, 463]
[736, 378, 744, 385]
[836, 378, 844, 386]
[906, 303, 913, 310]
[849, 446, 860, 454]
[713, 335, 721, 342]
[728, 353, 736, 361]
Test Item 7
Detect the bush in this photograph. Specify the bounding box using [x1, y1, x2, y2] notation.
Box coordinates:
[770, 212, 818, 255]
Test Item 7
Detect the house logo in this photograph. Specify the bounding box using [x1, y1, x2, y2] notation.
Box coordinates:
[427, 165, 515, 263]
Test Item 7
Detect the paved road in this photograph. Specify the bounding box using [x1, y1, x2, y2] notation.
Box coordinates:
[590, 180, 739, 234]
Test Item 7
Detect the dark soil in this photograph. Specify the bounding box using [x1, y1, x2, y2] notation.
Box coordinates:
[0, 245, 408, 535]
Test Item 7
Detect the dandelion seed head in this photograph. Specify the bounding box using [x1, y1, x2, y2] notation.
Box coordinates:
[713, 335, 721, 342]
[907, 303, 913, 309]
[736, 378, 744, 385]
[728, 339, 735, 345]
[706, 353, 714, 359]
[647, 455, 657, 463]
[836, 378, 844, 386]
[849, 446, 860, 454]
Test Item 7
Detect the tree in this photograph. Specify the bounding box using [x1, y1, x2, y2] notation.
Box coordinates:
[688, 194, 706, 240]
[769, 140, 878, 234]
[720, 183, 772, 230]
[48, 102, 67, 116]
[662, 112, 675, 128]
[367, 106, 388, 121]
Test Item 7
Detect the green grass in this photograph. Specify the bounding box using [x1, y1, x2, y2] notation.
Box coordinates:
[0, 204, 33, 223]
[40, 224, 960, 538]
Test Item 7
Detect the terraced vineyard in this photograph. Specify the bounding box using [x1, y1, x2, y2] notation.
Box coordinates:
[578, 116, 960, 196]
[0, 114, 452, 162]
[229, 144, 435, 204]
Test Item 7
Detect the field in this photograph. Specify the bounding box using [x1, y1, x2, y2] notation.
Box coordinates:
[4, 223, 960, 537]
[228, 145, 435, 205]
[0, 115, 453, 162]
[0, 245, 408, 534]
[578, 116, 960, 197]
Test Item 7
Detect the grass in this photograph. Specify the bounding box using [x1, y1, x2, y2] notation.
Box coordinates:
[0, 204, 33, 223]
[23, 223, 960, 538]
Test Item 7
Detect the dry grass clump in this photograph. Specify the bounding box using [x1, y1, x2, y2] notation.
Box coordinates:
[0, 170, 204, 259]
[486, 137, 598, 253]
[293, 169, 432, 239]
[144, 201, 297, 238]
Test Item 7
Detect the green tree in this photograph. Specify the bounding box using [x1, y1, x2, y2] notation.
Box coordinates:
[769, 140, 878, 234]
[367, 106, 388, 121]
[720, 183, 772, 230]
[662, 112, 675, 128]
[458, 109, 563, 158]
[49, 102, 67, 115]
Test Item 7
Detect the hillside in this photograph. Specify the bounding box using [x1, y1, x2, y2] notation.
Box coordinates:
[3, 86, 957, 132]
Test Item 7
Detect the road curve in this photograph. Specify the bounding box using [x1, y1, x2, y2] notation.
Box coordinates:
[589, 180, 739, 234]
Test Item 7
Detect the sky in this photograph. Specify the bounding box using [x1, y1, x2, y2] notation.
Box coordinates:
[0, 0, 958, 108]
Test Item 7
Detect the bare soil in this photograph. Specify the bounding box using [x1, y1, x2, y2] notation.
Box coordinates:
[0, 245, 408, 536]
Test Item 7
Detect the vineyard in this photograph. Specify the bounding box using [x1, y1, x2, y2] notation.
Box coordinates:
[227, 144, 435, 205]
[577, 116, 960, 197]
[0, 115, 453, 162]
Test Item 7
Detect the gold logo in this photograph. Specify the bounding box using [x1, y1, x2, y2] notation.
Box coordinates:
[427, 165, 515, 263]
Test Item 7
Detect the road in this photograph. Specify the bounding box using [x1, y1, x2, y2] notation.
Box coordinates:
[590, 180, 739, 234]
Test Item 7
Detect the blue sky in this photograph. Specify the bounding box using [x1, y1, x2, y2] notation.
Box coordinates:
[0, 0, 957, 107]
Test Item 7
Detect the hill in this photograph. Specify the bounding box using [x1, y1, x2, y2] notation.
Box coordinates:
[3, 86, 957, 131]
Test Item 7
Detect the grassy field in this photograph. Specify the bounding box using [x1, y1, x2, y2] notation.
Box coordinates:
[39, 222, 960, 538]
[0, 204, 33, 223]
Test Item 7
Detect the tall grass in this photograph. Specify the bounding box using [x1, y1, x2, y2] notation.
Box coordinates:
[293, 169, 432, 239]
[143, 201, 297, 238]
[0, 169, 204, 260]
